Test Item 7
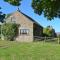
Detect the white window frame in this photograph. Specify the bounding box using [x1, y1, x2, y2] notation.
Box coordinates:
[19, 29, 29, 35]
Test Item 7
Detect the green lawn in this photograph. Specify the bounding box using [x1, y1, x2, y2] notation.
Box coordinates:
[0, 40, 60, 60]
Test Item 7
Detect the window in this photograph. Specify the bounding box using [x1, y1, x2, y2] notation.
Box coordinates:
[11, 16, 16, 23]
[20, 29, 29, 35]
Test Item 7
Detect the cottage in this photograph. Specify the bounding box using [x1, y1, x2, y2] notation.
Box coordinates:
[5, 10, 43, 42]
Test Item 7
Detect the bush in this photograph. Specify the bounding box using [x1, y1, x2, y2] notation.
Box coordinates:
[2, 23, 19, 40]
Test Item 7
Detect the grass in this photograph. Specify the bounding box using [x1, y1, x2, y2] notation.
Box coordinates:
[0, 40, 60, 60]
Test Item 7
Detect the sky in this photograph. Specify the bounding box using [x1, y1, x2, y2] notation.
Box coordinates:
[0, 0, 60, 32]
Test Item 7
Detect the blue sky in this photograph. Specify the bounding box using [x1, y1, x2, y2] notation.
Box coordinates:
[0, 0, 60, 32]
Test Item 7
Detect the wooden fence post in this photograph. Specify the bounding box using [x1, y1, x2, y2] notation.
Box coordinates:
[58, 37, 60, 44]
[44, 36, 46, 43]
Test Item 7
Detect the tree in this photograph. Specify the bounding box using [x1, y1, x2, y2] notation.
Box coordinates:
[2, 23, 19, 40]
[0, 7, 6, 22]
[4, 0, 22, 6]
[32, 0, 60, 20]
[0, 13, 5, 22]
[43, 26, 56, 37]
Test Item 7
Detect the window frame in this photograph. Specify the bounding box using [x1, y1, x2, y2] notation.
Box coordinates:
[11, 16, 16, 23]
[19, 29, 29, 35]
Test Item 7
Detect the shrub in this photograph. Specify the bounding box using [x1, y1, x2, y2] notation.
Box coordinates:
[2, 23, 19, 40]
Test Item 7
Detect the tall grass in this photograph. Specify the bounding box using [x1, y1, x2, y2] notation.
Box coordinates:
[0, 40, 60, 60]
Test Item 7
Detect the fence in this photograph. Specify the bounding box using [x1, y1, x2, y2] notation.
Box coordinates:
[34, 36, 60, 44]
